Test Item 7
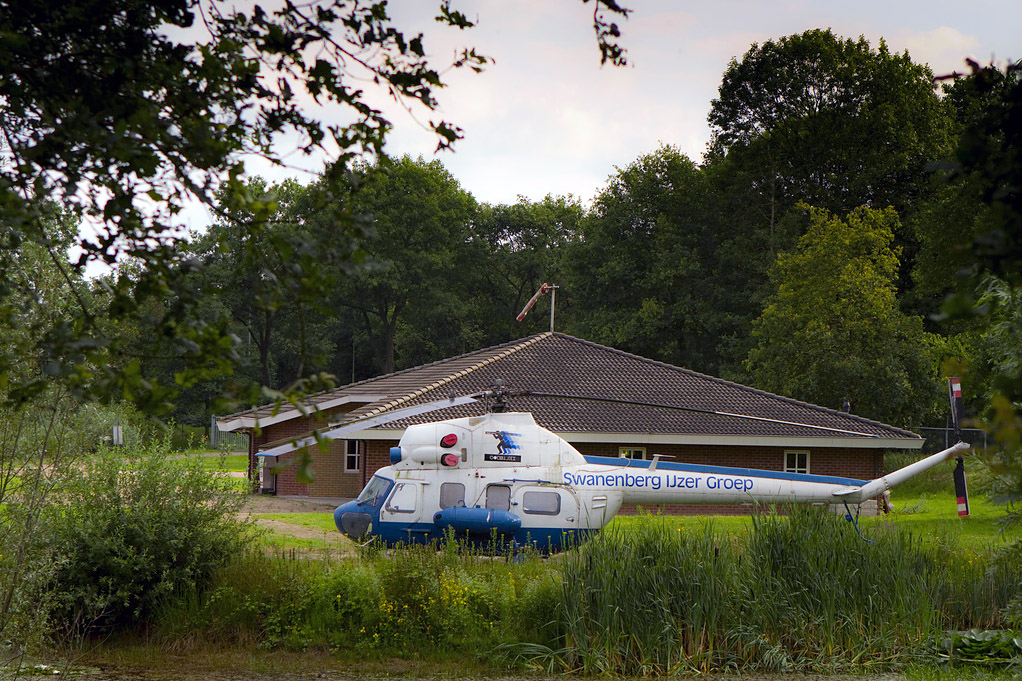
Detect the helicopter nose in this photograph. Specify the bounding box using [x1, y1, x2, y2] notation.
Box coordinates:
[334, 502, 372, 540]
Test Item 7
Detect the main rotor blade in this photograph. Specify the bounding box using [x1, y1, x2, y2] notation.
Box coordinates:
[525, 391, 880, 438]
[258, 394, 481, 457]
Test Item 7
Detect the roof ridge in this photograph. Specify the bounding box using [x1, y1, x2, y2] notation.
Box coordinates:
[358, 332, 553, 419]
[547, 332, 920, 439]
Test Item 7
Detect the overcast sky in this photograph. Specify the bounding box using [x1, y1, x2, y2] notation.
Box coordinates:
[245, 0, 1020, 209]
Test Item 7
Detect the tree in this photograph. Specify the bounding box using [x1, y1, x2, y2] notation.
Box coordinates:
[566, 145, 741, 374]
[192, 179, 360, 387]
[329, 156, 477, 375]
[929, 62, 1022, 582]
[707, 29, 950, 221]
[745, 205, 940, 425]
[0, 0, 630, 411]
[474, 196, 583, 339]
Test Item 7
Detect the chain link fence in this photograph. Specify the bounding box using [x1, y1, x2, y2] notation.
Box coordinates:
[916, 426, 989, 454]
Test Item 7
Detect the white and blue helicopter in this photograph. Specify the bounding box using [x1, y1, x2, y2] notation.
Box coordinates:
[263, 379, 972, 552]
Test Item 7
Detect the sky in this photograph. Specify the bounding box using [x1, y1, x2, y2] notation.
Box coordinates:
[242, 0, 1022, 212]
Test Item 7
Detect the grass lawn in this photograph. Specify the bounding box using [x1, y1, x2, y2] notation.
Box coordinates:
[610, 454, 1019, 555]
[256, 531, 351, 553]
[199, 452, 249, 473]
[250, 511, 352, 553]
[253, 512, 337, 532]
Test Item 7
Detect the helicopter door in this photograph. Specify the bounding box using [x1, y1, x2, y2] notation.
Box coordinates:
[380, 482, 421, 525]
[514, 487, 579, 532]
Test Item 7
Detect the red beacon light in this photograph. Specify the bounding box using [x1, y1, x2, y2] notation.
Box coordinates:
[440, 433, 458, 448]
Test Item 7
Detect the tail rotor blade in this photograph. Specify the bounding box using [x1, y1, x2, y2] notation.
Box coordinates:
[953, 456, 970, 517]
[948, 377, 964, 442]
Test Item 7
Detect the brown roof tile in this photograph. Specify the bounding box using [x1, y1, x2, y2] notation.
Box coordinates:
[225, 333, 921, 443]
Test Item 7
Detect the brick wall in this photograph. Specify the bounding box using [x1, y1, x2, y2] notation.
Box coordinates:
[247, 404, 378, 498]
[573, 441, 883, 481]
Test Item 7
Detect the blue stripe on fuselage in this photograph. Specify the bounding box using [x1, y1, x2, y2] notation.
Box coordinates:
[582, 455, 866, 487]
[375, 520, 588, 552]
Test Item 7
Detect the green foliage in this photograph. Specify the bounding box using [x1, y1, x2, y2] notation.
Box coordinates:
[185, 177, 365, 400]
[558, 509, 1020, 675]
[327, 155, 479, 375]
[39, 505, 1022, 673]
[927, 630, 1022, 665]
[708, 29, 950, 218]
[939, 60, 1022, 290]
[567, 145, 743, 374]
[40, 439, 251, 637]
[0, 0, 626, 415]
[474, 195, 583, 340]
[157, 542, 558, 657]
[0, 392, 151, 660]
[746, 205, 940, 424]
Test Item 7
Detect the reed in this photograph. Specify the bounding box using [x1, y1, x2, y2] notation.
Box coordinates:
[557, 507, 1018, 675]
[155, 539, 560, 658]
[137, 510, 1019, 673]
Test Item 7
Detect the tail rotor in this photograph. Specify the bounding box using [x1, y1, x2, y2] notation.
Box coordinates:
[953, 457, 970, 517]
[948, 377, 970, 517]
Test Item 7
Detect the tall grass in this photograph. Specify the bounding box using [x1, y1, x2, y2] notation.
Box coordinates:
[558, 508, 1021, 675]
[113, 509, 1021, 674]
[156, 542, 561, 658]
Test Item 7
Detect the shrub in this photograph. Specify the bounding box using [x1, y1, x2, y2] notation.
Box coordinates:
[40, 443, 251, 637]
[1, 392, 105, 658]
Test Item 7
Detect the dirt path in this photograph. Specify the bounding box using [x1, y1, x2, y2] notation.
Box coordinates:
[238, 493, 355, 547]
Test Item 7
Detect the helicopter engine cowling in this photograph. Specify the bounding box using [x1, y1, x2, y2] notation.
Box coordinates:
[433, 506, 521, 536]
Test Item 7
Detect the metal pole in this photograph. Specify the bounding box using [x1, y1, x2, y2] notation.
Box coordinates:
[549, 286, 556, 332]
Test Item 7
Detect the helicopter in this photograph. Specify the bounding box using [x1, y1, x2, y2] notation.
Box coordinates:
[261, 378, 972, 552]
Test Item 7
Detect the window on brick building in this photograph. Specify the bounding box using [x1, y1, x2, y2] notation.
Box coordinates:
[784, 450, 810, 474]
[619, 447, 646, 460]
[344, 440, 361, 473]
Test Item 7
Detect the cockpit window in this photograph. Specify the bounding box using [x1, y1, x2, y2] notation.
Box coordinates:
[356, 475, 392, 506]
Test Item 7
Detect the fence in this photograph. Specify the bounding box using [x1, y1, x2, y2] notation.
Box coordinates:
[916, 426, 989, 454]
[209, 416, 250, 452]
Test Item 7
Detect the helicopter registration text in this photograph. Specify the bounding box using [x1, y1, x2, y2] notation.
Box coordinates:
[563, 471, 755, 493]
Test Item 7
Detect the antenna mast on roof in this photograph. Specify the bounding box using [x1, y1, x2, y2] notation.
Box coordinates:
[516, 283, 559, 332]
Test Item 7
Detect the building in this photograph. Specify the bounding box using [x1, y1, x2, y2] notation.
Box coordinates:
[217, 332, 922, 513]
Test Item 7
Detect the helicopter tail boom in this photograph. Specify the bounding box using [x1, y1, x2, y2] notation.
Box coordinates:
[832, 440, 970, 504]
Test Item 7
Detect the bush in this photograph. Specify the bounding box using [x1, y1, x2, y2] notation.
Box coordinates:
[152, 539, 561, 657]
[40, 443, 251, 637]
[1, 392, 108, 658]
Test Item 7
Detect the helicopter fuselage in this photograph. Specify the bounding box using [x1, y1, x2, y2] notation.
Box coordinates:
[332, 411, 967, 551]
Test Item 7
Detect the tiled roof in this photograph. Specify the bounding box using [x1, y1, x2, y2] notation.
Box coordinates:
[223, 332, 921, 443]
